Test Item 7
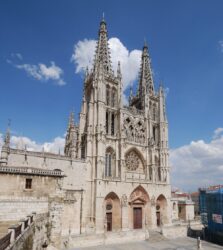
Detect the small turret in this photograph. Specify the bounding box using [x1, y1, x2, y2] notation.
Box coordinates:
[0, 122, 11, 166]
[129, 86, 133, 104]
[117, 61, 122, 79]
[64, 111, 78, 158]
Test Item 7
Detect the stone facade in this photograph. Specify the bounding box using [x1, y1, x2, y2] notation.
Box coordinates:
[0, 18, 172, 249]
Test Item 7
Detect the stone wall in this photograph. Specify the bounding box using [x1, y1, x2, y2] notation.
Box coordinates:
[161, 224, 188, 238]
[0, 173, 61, 221]
[7, 149, 87, 190]
[0, 196, 48, 221]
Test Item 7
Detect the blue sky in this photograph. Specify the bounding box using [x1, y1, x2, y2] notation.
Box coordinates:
[0, 0, 223, 190]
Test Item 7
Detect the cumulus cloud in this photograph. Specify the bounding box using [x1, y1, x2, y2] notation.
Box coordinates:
[16, 62, 66, 86]
[213, 127, 223, 139]
[170, 129, 223, 191]
[71, 39, 97, 74]
[0, 133, 65, 154]
[7, 54, 65, 86]
[71, 37, 141, 91]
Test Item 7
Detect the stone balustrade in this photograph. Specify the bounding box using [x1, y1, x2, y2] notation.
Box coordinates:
[0, 166, 64, 177]
[0, 212, 35, 250]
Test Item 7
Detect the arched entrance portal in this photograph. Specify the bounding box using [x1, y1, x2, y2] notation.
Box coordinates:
[156, 194, 168, 226]
[104, 192, 121, 231]
[129, 186, 151, 229]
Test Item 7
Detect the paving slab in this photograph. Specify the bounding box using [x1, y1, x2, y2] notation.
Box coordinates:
[70, 237, 223, 250]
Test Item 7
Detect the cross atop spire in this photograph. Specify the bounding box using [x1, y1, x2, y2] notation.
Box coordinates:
[93, 18, 112, 75]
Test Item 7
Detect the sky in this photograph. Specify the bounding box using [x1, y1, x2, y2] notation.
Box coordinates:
[0, 0, 223, 191]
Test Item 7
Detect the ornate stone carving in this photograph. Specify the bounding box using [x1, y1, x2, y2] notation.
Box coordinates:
[123, 115, 145, 144]
[151, 195, 156, 206]
[125, 151, 140, 171]
[121, 194, 127, 207]
[129, 188, 149, 203]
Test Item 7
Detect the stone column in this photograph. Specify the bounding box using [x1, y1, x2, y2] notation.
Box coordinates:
[95, 197, 104, 234]
[121, 194, 128, 231]
[150, 204, 157, 229]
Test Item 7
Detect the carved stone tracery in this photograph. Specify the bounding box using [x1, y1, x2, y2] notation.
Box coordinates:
[125, 151, 140, 171]
[123, 115, 145, 144]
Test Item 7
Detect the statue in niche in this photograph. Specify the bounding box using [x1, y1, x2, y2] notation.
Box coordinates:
[121, 194, 128, 207]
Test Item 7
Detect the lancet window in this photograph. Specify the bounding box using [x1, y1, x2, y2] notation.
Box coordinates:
[105, 148, 115, 177]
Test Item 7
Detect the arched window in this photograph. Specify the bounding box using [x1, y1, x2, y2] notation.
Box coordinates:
[106, 111, 109, 134]
[153, 104, 156, 121]
[81, 134, 86, 159]
[105, 148, 115, 177]
[106, 85, 110, 106]
[158, 167, 161, 181]
[153, 126, 156, 141]
[111, 88, 116, 107]
[111, 113, 115, 136]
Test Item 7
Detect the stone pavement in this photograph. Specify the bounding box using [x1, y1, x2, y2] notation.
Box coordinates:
[70, 237, 223, 250]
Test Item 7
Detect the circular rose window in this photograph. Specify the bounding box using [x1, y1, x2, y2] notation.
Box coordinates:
[106, 204, 112, 210]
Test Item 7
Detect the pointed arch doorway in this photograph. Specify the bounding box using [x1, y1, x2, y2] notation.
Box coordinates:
[104, 192, 121, 232]
[156, 194, 168, 226]
[129, 186, 151, 229]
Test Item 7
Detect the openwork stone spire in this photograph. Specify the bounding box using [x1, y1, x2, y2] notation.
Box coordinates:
[93, 18, 112, 75]
[4, 126, 10, 148]
[138, 42, 154, 97]
[64, 111, 78, 158]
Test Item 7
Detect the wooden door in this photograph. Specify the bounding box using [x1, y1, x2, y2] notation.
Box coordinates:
[156, 211, 161, 226]
[106, 212, 112, 231]
[133, 207, 142, 229]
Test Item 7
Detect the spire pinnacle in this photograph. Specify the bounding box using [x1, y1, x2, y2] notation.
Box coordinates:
[68, 111, 75, 128]
[138, 41, 154, 97]
[4, 119, 11, 147]
[93, 19, 112, 75]
[117, 61, 122, 78]
[144, 38, 148, 48]
[129, 85, 133, 104]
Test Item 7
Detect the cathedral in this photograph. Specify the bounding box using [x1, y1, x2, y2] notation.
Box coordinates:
[0, 18, 171, 248]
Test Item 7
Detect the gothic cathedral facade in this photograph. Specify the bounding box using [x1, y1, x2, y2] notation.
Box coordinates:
[64, 18, 171, 233]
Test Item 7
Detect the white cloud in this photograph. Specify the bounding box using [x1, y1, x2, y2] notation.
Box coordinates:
[71, 39, 97, 74]
[71, 37, 141, 91]
[219, 40, 223, 52]
[0, 134, 65, 154]
[0, 133, 3, 151]
[7, 53, 65, 86]
[170, 129, 223, 191]
[16, 62, 66, 86]
[164, 87, 170, 98]
[11, 53, 23, 60]
[213, 127, 223, 139]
